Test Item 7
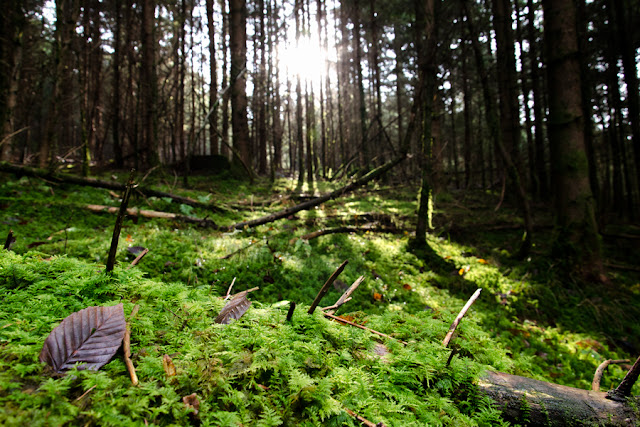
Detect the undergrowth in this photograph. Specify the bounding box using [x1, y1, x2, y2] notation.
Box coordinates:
[1, 173, 640, 425]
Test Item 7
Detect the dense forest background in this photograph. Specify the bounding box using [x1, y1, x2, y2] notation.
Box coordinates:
[0, 0, 639, 276]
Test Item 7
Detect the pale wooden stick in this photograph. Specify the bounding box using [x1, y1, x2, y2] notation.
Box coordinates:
[323, 312, 408, 346]
[308, 260, 348, 314]
[442, 288, 482, 348]
[74, 384, 97, 401]
[224, 277, 237, 300]
[592, 359, 629, 391]
[325, 276, 365, 315]
[124, 305, 140, 386]
[128, 248, 149, 269]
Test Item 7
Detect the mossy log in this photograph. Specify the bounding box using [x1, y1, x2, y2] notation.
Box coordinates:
[478, 371, 639, 426]
[0, 162, 222, 212]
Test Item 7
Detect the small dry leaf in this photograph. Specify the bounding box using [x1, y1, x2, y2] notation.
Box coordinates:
[373, 292, 382, 301]
[402, 284, 412, 290]
[39, 304, 126, 373]
[163, 354, 176, 377]
[477, 259, 489, 265]
[215, 292, 251, 324]
[183, 393, 200, 415]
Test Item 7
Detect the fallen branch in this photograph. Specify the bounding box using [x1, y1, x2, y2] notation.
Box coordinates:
[344, 407, 387, 427]
[592, 359, 629, 391]
[128, 248, 149, 269]
[301, 226, 403, 241]
[4, 229, 15, 250]
[308, 260, 349, 314]
[124, 305, 140, 386]
[220, 241, 260, 259]
[0, 161, 222, 213]
[228, 153, 407, 230]
[604, 262, 640, 272]
[323, 312, 408, 345]
[478, 370, 638, 426]
[442, 288, 482, 348]
[85, 204, 219, 229]
[323, 276, 365, 315]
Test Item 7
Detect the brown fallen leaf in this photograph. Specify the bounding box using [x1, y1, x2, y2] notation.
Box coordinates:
[163, 354, 176, 377]
[183, 393, 200, 415]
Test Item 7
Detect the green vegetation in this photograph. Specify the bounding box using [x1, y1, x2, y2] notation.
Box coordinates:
[1, 174, 639, 425]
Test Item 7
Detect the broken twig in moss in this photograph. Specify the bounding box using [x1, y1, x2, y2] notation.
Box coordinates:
[592, 359, 629, 391]
[124, 304, 140, 386]
[323, 312, 408, 345]
[308, 260, 349, 314]
[442, 288, 482, 348]
[106, 170, 135, 273]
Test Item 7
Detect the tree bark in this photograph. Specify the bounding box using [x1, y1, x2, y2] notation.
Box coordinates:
[229, 0, 251, 176]
[478, 370, 638, 426]
[205, 0, 219, 156]
[140, 0, 158, 169]
[543, 0, 603, 280]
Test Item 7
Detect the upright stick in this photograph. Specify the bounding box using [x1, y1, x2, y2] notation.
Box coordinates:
[442, 288, 482, 348]
[308, 260, 348, 314]
[106, 170, 136, 273]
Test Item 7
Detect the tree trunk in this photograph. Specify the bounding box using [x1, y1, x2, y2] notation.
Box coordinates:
[478, 370, 638, 426]
[111, 0, 123, 168]
[140, 0, 158, 169]
[229, 0, 251, 176]
[205, 0, 219, 156]
[543, 0, 603, 280]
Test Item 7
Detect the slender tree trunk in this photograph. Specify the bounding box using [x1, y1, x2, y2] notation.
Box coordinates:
[528, 0, 549, 198]
[111, 0, 123, 168]
[140, 0, 158, 169]
[294, 0, 305, 188]
[543, 0, 603, 280]
[414, 0, 439, 246]
[462, 49, 473, 189]
[352, 0, 368, 170]
[221, 0, 230, 158]
[205, 0, 219, 156]
[229, 0, 251, 176]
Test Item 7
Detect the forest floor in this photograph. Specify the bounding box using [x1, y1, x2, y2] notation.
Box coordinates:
[1, 169, 639, 426]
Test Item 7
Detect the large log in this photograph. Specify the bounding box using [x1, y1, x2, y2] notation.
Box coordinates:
[0, 162, 222, 212]
[479, 371, 638, 426]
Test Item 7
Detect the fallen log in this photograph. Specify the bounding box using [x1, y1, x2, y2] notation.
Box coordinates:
[0, 162, 222, 213]
[228, 153, 407, 230]
[85, 204, 219, 229]
[301, 226, 404, 241]
[478, 370, 638, 426]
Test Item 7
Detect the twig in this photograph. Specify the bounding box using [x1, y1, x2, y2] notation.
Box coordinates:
[302, 226, 402, 240]
[4, 229, 15, 250]
[344, 407, 387, 427]
[106, 170, 136, 273]
[442, 288, 482, 348]
[592, 359, 629, 391]
[603, 262, 640, 272]
[224, 277, 237, 300]
[74, 385, 97, 402]
[220, 241, 260, 259]
[128, 248, 149, 269]
[308, 260, 349, 314]
[286, 301, 296, 322]
[124, 305, 140, 386]
[323, 312, 408, 345]
[324, 276, 365, 315]
[608, 354, 640, 401]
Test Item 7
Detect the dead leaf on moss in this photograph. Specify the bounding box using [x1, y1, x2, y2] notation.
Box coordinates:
[183, 393, 200, 415]
[215, 292, 251, 324]
[163, 354, 176, 377]
[39, 304, 126, 373]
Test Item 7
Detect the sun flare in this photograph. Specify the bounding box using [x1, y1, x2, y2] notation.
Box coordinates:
[277, 37, 330, 86]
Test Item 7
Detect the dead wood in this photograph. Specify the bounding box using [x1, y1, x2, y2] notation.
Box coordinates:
[609, 354, 640, 401]
[323, 276, 365, 315]
[592, 359, 629, 391]
[128, 248, 149, 269]
[0, 161, 222, 213]
[106, 171, 135, 273]
[478, 370, 638, 426]
[85, 204, 219, 229]
[343, 407, 387, 427]
[124, 305, 140, 386]
[308, 260, 349, 314]
[228, 153, 407, 230]
[4, 229, 15, 250]
[301, 226, 403, 241]
[323, 312, 408, 345]
[442, 288, 482, 347]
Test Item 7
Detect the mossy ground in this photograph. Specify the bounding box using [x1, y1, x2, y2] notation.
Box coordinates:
[1, 172, 639, 426]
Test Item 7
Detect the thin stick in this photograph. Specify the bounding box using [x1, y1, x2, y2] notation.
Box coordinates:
[324, 312, 408, 345]
[124, 304, 140, 386]
[286, 301, 296, 322]
[344, 407, 387, 427]
[308, 260, 349, 314]
[106, 170, 136, 273]
[609, 354, 640, 401]
[224, 277, 237, 300]
[442, 288, 482, 348]
[325, 276, 365, 315]
[74, 384, 97, 401]
[128, 248, 149, 269]
[592, 359, 629, 391]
